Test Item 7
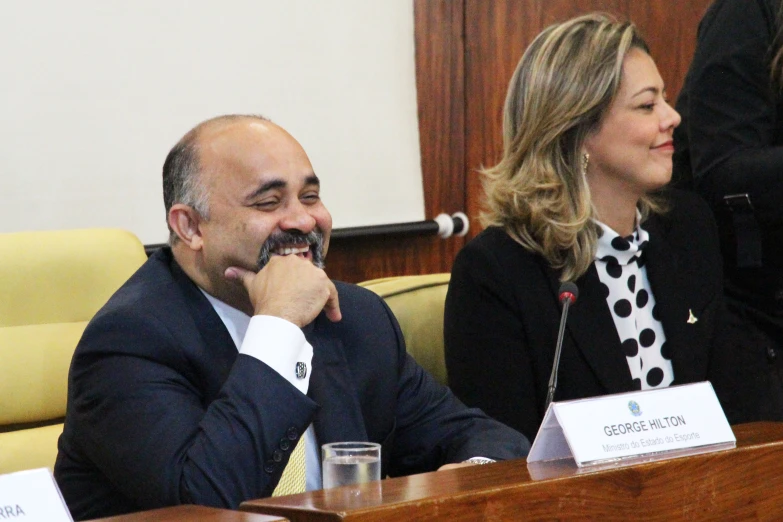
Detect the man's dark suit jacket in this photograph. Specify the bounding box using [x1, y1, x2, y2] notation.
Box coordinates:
[445, 189, 750, 443]
[55, 248, 529, 521]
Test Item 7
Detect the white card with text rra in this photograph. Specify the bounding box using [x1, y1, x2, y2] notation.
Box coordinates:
[0, 468, 72, 521]
[527, 381, 735, 467]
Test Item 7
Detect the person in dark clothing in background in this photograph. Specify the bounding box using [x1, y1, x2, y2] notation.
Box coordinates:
[674, 0, 783, 422]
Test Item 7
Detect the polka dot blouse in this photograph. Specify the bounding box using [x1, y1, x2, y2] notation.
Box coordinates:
[593, 218, 674, 390]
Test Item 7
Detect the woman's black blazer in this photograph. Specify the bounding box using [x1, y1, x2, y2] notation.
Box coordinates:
[444, 189, 748, 442]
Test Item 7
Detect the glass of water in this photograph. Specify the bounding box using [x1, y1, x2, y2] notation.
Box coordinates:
[321, 441, 381, 489]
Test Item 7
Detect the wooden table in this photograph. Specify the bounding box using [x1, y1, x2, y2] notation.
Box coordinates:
[89, 505, 287, 521]
[240, 422, 783, 521]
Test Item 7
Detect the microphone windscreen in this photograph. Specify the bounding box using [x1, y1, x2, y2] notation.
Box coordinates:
[558, 281, 579, 303]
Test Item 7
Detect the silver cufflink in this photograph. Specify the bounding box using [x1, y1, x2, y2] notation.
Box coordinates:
[295, 362, 307, 379]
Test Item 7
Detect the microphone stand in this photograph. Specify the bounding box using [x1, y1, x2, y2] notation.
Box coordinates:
[545, 285, 577, 411]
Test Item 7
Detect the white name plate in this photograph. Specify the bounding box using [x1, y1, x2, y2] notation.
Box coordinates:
[0, 468, 73, 521]
[527, 382, 735, 468]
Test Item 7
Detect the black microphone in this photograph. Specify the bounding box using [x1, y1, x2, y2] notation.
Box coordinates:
[544, 282, 579, 411]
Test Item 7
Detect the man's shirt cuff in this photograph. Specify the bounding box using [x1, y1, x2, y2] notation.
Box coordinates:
[239, 315, 313, 395]
[464, 457, 496, 465]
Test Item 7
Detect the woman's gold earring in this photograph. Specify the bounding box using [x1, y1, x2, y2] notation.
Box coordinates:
[581, 152, 590, 175]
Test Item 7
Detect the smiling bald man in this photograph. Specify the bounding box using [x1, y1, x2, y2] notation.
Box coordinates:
[54, 115, 530, 521]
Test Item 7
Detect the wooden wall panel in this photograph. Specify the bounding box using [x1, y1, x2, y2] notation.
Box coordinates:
[540, 0, 626, 25]
[325, 0, 466, 283]
[463, 0, 536, 235]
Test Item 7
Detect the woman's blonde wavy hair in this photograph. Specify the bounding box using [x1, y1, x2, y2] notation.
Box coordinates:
[481, 13, 664, 282]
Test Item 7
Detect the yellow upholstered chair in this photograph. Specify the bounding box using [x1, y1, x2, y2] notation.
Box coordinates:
[0, 228, 148, 474]
[359, 273, 451, 386]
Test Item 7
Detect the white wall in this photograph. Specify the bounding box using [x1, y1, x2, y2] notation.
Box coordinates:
[0, 1, 424, 244]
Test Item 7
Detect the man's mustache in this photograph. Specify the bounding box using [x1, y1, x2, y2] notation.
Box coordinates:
[256, 228, 326, 270]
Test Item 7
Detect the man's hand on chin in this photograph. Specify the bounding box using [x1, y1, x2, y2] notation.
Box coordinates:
[224, 254, 341, 327]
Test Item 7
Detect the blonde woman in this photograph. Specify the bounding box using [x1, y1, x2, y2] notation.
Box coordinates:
[444, 14, 734, 442]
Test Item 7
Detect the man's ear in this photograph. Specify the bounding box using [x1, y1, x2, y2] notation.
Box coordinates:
[168, 204, 205, 251]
